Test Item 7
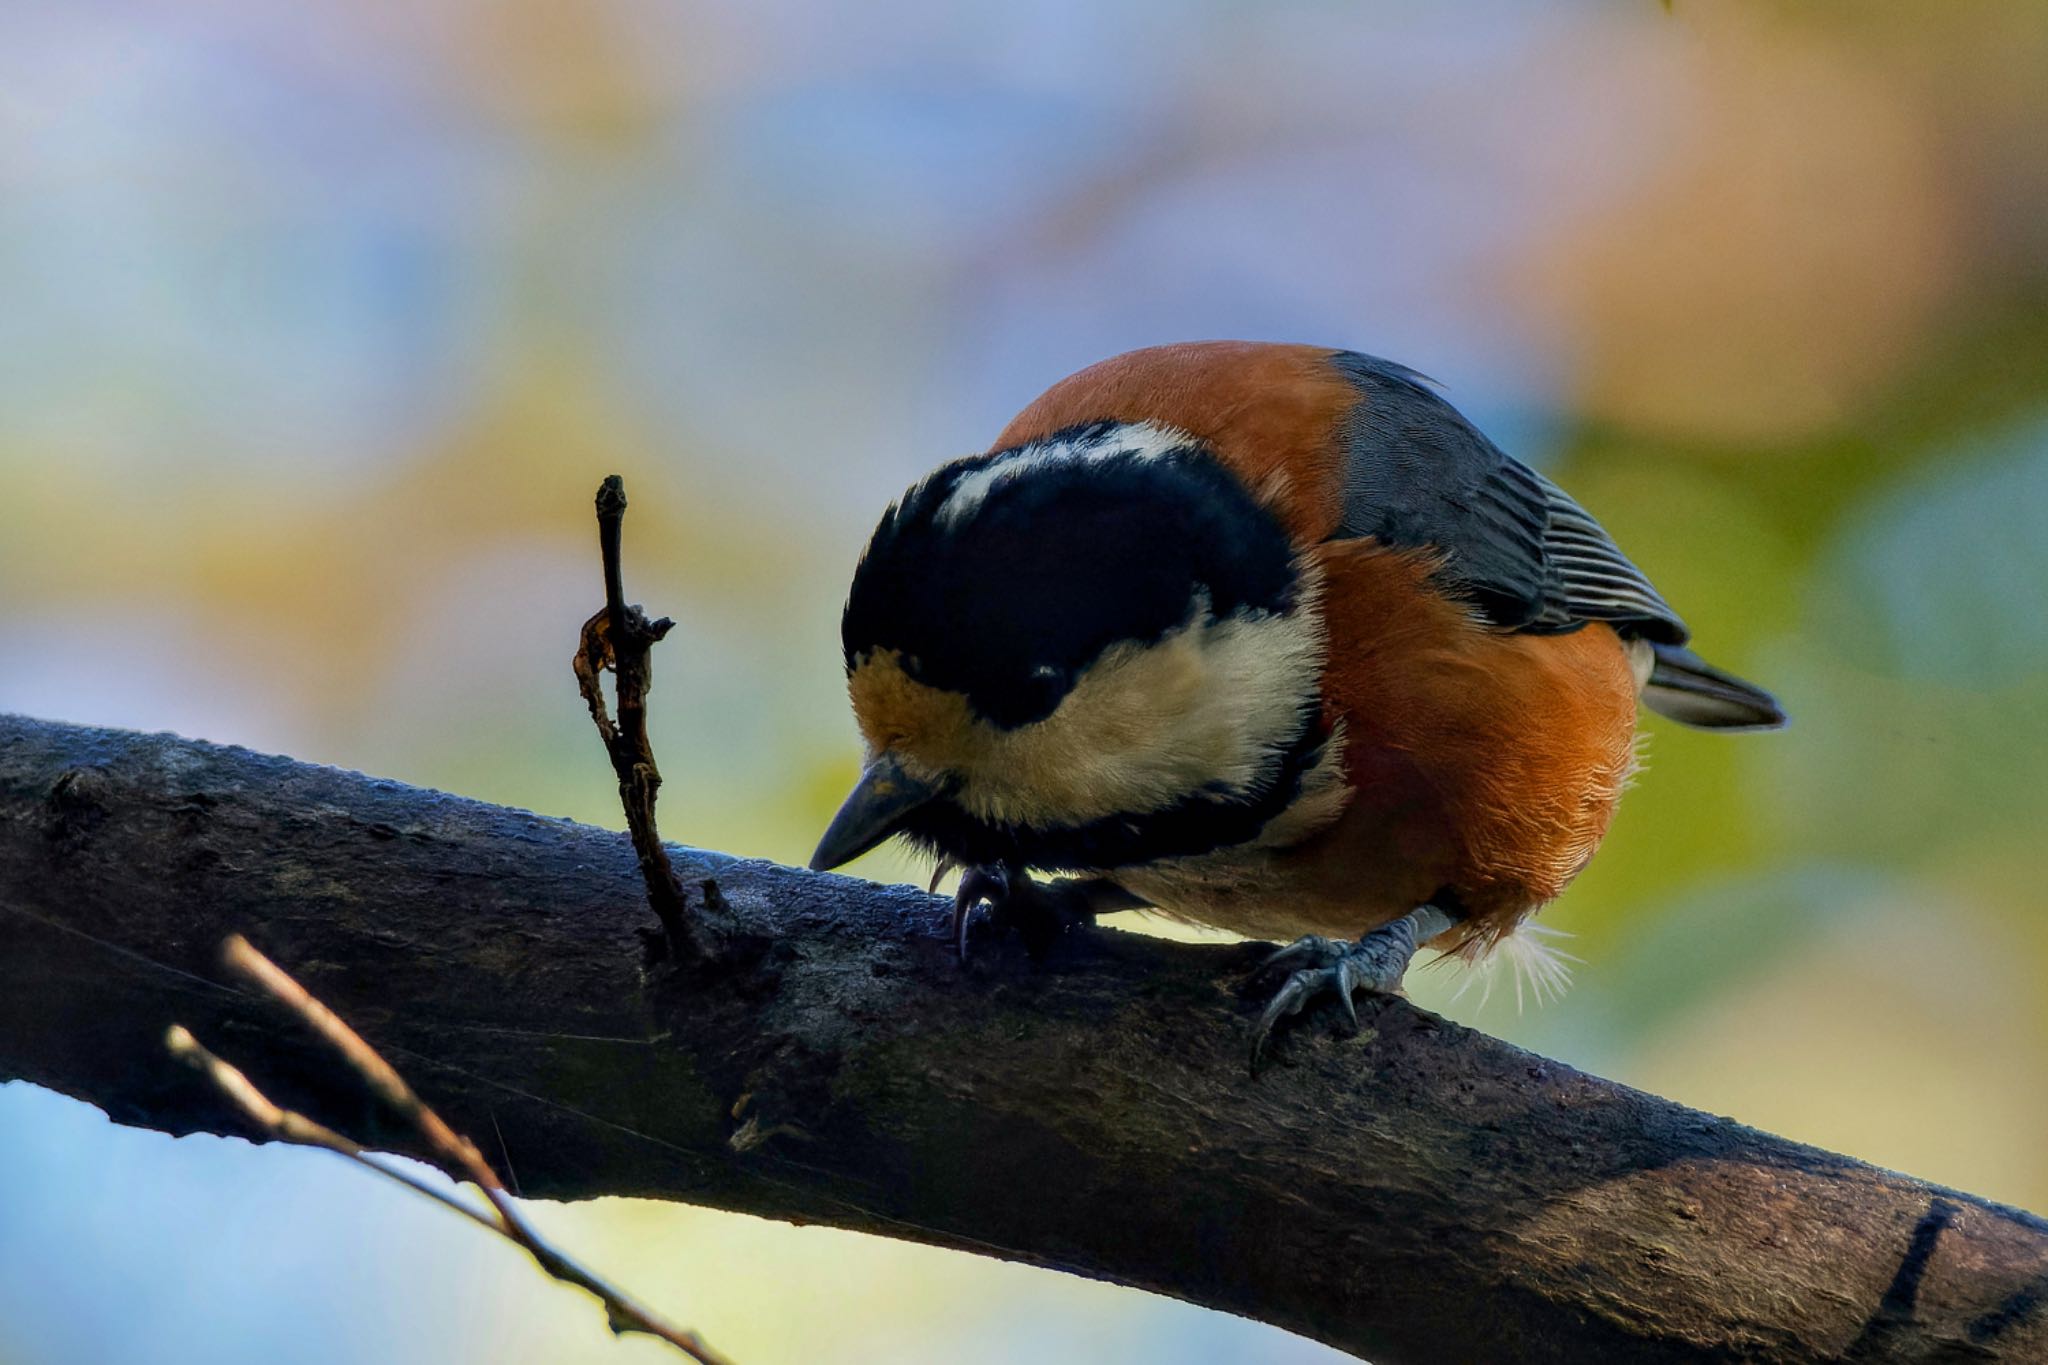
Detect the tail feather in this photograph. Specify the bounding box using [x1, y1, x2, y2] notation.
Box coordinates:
[1641, 642, 1786, 731]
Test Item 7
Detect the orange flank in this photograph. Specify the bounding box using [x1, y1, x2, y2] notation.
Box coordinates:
[1297, 540, 1640, 949]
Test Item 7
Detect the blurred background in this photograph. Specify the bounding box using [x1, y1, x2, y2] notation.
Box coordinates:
[3, 0, 2047, 1361]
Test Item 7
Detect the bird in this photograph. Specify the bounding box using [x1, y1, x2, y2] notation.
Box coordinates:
[808, 341, 1784, 1064]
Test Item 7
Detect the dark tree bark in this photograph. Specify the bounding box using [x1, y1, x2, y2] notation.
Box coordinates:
[2, 714, 2044, 1364]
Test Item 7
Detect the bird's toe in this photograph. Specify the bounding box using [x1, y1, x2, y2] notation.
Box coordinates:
[948, 864, 1096, 960]
[1246, 922, 1431, 1073]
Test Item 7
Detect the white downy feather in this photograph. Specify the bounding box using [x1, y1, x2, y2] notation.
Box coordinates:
[1444, 921, 1582, 1013]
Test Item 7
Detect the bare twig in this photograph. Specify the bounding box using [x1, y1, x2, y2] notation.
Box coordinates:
[167, 935, 732, 1365]
[574, 474, 697, 961]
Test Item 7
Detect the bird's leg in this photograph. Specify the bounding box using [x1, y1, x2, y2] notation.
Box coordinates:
[950, 863, 1145, 960]
[1247, 903, 1459, 1071]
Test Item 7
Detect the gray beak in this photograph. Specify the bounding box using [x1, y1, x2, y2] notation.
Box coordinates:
[808, 754, 941, 871]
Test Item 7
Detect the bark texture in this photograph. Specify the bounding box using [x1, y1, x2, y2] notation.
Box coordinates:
[2, 714, 2044, 1364]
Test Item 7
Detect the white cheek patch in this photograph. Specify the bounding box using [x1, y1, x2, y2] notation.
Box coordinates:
[949, 580, 1327, 828]
[935, 421, 1194, 532]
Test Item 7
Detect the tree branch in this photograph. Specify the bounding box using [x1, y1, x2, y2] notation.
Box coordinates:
[3, 714, 2045, 1364]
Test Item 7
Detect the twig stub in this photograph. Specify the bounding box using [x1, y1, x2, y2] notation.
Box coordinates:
[576, 474, 696, 962]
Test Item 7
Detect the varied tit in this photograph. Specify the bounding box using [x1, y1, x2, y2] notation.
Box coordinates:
[810, 341, 1783, 1059]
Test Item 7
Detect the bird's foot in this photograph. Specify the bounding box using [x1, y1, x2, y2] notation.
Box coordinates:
[1247, 905, 1455, 1072]
[951, 865, 1135, 960]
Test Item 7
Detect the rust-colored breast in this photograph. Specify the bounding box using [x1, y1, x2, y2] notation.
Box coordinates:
[1292, 541, 1642, 944]
[993, 341, 1357, 544]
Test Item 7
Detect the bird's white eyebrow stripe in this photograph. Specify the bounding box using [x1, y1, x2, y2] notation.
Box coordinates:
[934, 421, 1194, 530]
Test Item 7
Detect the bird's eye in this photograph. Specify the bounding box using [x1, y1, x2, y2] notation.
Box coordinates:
[1024, 664, 1068, 713]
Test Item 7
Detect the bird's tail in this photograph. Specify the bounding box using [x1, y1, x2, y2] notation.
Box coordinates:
[1641, 642, 1787, 731]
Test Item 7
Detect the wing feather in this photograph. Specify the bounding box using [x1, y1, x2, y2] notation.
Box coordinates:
[1331, 352, 1687, 644]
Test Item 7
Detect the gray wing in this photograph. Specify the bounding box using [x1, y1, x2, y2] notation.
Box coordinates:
[1330, 351, 1688, 644]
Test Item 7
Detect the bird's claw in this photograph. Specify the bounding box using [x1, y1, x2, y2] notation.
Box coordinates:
[948, 863, 1096, 961]
[951, 864, 1010, 958]
[1247, 927, 1420, 1073]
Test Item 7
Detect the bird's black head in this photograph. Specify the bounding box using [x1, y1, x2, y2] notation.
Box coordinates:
[844, 420, 1300, 727]
[813, 420, 1327, 872]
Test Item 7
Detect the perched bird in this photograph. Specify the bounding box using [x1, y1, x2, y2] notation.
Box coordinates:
[810, 342, 1783, 1060]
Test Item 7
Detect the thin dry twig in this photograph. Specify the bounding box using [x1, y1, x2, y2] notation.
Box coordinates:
[167, 934, 732, 1365]
[573, 474, 697, 961]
